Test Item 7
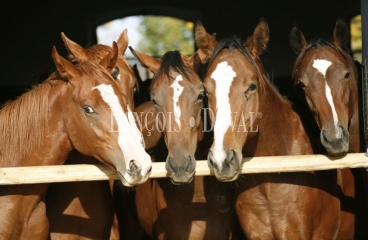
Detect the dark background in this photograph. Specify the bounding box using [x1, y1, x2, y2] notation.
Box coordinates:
[0, 0, 362, 104]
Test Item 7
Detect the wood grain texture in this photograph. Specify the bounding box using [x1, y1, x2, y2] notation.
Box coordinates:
[1, 153, 368, 185]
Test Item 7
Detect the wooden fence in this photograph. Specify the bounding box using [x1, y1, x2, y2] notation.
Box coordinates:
[0, 153, 368, 185]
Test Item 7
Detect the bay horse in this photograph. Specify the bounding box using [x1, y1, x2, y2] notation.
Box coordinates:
[0, 42, 151, 239]
[290, 17, 368, 239]
[289, 17, 362, 155]
[195, 18, 365, 239]
[118, 49, 243, 239]
[46, 30, 141, 239]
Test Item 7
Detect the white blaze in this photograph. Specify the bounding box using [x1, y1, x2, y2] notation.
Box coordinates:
[211, 61, 236, 166]
[312, 59, 341, 138]
[170, 75, 184, 128]
[127, 105, 145, 148]
[92, 84, 151, 180]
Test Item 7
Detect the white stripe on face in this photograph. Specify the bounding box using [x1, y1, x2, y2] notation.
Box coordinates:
[127, 105, 145, 148]
[92, 84, 151, 174]
[170, 75, 184, 128]
[312, 59, 341, 138]
[211, 61, 236, 165]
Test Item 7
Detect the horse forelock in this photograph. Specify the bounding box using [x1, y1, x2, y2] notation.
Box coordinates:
[0, 83, 50, 165]
[209, 36, 267, 91]
[151, 51, 193, 90]
[78, 61, 117, 86]
[292, 37, 358, 86]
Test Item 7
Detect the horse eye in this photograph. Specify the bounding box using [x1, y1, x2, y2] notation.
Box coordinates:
[248, 83, 257, 92]
[344, 71, 350, 79]
[111, 68, 120, 80]
[84, 106, 95, 114]
[297, 80, 306, 88]
[150, 97, 157, 105]
[197, 92, 206, 101]
[133, 83, 138, 93]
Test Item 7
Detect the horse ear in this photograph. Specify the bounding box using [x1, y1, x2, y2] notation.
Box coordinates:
[332, 17, 349, 49]
[289, 24, 308, 55]
[246, 18, 269, 57]
[129, 46, 162, 74]
[184, 52, 202, 74]
[61, 32, 88, 62]
[100, 41, 119, 72]
[116, 29, 129, 54]
[52, 46, 79, 80]
[132, 64, 144, 91]
[195, 20, 218, 63]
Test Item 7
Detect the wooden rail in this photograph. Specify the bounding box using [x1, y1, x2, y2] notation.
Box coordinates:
[0, 153, 368, 185]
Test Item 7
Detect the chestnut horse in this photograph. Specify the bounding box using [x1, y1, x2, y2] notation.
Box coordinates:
[118, 49, 243, 239]
[290, 17, 368, 239]
[0, 43, 151, 239]
[195, 18, 365, 239]
[46, 30, 141, 239]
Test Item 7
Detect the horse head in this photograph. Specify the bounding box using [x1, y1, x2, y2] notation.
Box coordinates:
[52, 42, 151, 186]
[290, 17, 357, 156]
[130, 47, 204, 184]
[195, 19, 269, 181]
[61, 30, 138, 110]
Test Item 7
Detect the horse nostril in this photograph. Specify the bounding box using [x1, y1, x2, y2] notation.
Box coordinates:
[322, 129, 328, 142]
[185, 155, 192, 171]
[128, 160, 140, 175]
[227, 150, 236, 166]
[207, 151, 217, 170]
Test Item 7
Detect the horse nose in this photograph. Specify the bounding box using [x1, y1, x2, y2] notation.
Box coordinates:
[147, 165, 152, 175]
[226, 150, 237, 167]
[339, 125, 349, 141]
[207, 150, 217, 170]
[127, 160, 141, 177]
[166, 154, 194, 173]
[208, 149, 238, 172]
[321, 125, 349, 156]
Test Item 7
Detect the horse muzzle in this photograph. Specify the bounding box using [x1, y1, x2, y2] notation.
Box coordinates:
[320, 125, 349, 157]
[207, 149, 241, 182]
[165, 155, 196, 185]
[117, 161, 152, 187]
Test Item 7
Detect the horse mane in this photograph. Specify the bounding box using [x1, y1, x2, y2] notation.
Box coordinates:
[209, 35, 267, 91]
[0, 83, 51, 165]
[292, 37, 358, 85]
[151, 51, 192, 88]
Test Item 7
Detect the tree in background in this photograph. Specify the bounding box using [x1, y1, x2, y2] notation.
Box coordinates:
[350, 14, 362, 62]
[138, 16, 194, 57]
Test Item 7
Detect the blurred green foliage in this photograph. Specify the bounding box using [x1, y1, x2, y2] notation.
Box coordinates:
[138, 16, 194, 57]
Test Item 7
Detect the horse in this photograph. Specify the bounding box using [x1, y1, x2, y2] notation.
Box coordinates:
[289, 17, 368, 239]
[131, 63, 160, 150]
[195, 18, 365, 239]
[133, 63, 153, 107]
[117, 49, 243, 239]
[46, 30, 141, 240]
[0, 42, 151, 239]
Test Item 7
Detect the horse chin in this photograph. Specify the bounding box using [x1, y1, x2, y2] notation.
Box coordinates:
[117, 171, 148, 187]
[321, 139, 349, 157]
[214, 171, 239, 182]
[169, 172, 195, 185]
[325, 148, 348, 158]
[171, 176, 194, 185]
